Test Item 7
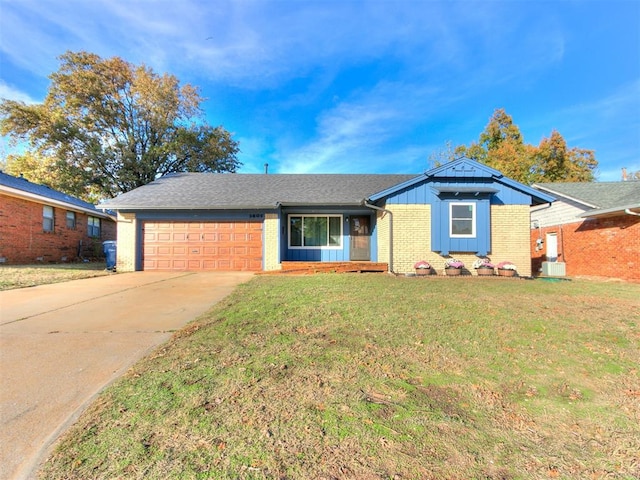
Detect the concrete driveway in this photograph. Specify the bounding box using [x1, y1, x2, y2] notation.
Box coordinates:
[0, 271, 253, 480]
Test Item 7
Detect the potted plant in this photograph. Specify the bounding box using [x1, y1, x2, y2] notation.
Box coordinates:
[444, 258, 464, 276]
[413, 260, 432, 276]
[497, 261, 517, 277]
[473, 258, 495, 276]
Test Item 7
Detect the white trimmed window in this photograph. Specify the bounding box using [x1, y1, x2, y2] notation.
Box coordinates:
[88, 216, 101, 238]
[43, 206, 54, 232]
[66, 211, 76, 229]
[449, 202, 476, 238]
[289, 215, 342, 248]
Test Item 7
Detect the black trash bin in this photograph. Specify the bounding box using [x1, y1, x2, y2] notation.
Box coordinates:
[102, 241, 117, 271]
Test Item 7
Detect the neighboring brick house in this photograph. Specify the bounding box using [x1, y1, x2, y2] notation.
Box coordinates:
[531, 181, 640, 281]
[0, 171, 116, 264]
[99, 158, 553, 276]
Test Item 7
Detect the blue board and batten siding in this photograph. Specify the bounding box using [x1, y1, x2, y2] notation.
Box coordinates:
[381, 175, 536, 257]
[280, 207, 377, 262]
[382, 180, 534, 206]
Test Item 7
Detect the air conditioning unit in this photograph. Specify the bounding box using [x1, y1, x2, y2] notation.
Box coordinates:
[542, 261, 566, 277]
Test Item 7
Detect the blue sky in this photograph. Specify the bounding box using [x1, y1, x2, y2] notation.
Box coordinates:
[1, 0, 638, 181]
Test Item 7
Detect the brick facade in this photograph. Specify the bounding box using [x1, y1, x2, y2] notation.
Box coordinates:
[383, 204, 431, 274]
[531, 215, 640, 281]
[115, 212, 137, 272]
[490, 205, 532, 277]
[0, 194, 116, 264]
[381, 204, 533, 276]
[263, 213, 280, 271]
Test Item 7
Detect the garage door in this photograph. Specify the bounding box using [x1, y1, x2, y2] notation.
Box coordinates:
[143, 221, 263, 271]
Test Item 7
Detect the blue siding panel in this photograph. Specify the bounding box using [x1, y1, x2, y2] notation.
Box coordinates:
[280, 207, 376, 262]
[430, 197, 491, 256]
[386, 179, 534, 206]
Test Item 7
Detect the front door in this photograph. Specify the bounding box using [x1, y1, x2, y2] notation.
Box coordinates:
[350, 216, 370, 261]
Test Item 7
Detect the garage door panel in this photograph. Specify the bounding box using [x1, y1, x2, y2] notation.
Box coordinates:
[143, 221, 262, 271]
[171, 259, 187, 269]
[149, 259, 173, 269]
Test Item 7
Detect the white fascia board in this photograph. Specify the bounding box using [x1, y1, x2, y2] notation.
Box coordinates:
[579, 203, 640, 218]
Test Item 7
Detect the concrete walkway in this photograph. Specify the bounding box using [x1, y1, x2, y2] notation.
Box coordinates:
[0, 271, 253, 480]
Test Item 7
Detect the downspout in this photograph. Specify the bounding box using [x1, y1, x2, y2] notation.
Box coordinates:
[363, 201, 394, 274]
[625, 208, 640, 217]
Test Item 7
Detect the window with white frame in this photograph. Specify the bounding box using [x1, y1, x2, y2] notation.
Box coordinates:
[289, 215, 342, 248]
[43, 206, 54, 232]
[450, 202, 475, 237]
[66, 211, 76, 229]
[88, 216, 101, 238]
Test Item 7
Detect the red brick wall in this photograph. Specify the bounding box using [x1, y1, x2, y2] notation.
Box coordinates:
[0, 194, 117, 264]
[531, 215, 640, 281]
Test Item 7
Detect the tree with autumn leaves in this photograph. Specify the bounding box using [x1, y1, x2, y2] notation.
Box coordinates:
[0, 51, 240, 202]
[454, 108, 598, 184]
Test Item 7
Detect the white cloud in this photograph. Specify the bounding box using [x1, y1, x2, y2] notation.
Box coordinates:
[275, 102, 396, 173]
[1, 0, 563, 91]
[0, 81, 39, 104]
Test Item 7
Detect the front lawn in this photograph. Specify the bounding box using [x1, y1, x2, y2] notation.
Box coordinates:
[39, 275, 640, 479]
[0, 263, 111, 291]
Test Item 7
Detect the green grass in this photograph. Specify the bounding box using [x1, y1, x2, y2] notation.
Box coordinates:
[39, 275, 640, 479]
[0, 262, 111, 290]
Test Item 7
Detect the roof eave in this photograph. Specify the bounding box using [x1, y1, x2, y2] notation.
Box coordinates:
[278, 201, 364, 207]
[368, 174, 426, 202]
[496, 178, 555, 204]
[2, 186, 112, 219]
[579, 204, 640, 218]
[98, 204, 279, 211]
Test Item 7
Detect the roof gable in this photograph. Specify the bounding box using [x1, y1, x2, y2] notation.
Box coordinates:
[369, 158, 555, 205]
[425, 158, 502, 179]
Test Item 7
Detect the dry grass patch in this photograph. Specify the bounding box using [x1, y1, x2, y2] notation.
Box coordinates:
[0, 262, 111, 290]
[39, 275, 640, 479]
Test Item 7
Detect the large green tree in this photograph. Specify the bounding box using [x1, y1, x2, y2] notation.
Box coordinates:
[454, 108, 597, 184]
[1, 51, 240, 201]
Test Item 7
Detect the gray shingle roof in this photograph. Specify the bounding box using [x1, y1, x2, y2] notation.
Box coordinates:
[534, 182, 640, 211]
[98, 173, 418, 209]
[0, 171, 106, 214]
